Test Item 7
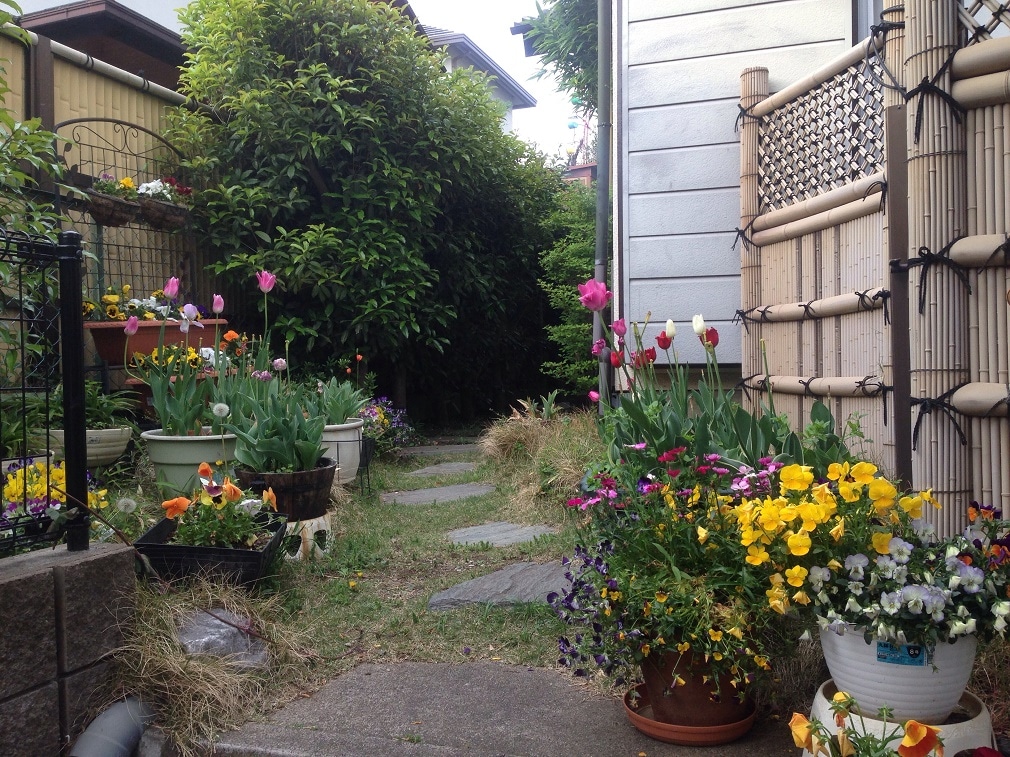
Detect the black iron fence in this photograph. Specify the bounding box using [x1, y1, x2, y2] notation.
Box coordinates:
[0, 229, 88, 555]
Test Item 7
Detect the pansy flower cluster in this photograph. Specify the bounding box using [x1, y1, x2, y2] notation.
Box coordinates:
[161, 461, 278, 548]
[735, 460, 1010, 648]
[550, 443, 785, 697]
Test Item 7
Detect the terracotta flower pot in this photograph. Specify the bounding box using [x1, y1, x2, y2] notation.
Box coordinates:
[84, 318, 227, 366]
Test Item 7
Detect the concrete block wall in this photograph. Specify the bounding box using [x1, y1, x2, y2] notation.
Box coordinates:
[0, 543, 136, 756]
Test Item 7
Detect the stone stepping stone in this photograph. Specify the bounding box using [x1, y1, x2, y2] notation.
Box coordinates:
[404, 443, 478, 457]
[380, 482, 494, 506]
[447, 521, 555, 546]
[428, 561, 569, 610]
[409, 461, 477, 477]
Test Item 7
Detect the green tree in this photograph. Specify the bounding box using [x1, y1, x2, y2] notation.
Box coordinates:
[526, 0, 598, 116]
[171, 0, 564, 419]
[539, 181, 598, 395]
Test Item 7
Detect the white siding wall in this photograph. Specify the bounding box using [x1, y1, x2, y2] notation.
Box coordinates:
[618, 0, 855, 364]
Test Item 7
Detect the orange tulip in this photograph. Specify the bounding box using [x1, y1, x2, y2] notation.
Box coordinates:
[197, 461, 213, 479]
[897, 720, 942, 757]
[162, 497, 192, 519]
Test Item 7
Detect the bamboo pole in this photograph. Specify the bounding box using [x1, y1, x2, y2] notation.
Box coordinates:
[751, 196, 884, 246]
[740, 67, 768, 413]
[751, 172, 886, 233]
[905, 0, 970, 536]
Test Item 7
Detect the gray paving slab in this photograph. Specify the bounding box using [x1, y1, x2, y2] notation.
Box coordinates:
[410, 461, 477, 477]
[404, 443, 479, 457]
[207, 661, 797, 756]
[428, 561, 569, 610]
[381, 483, 494, 506]
[447, 521, 555, 546]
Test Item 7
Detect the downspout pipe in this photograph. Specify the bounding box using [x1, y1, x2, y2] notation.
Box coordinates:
[69, 697, 156, 757]
[595, 0, 613, 410]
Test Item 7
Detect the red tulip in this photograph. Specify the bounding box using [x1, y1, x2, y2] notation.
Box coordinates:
[656, 331, 672, 350]
[699, 327, 719, 349]
[609, 350, 623, 368]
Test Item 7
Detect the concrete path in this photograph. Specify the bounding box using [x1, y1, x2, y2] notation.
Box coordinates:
[206, 661, 797, 756]
[428, 561, 569, 611]
[381, 483, 495, 506]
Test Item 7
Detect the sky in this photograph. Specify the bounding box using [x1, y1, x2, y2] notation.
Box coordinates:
[17, 0, 581, 160]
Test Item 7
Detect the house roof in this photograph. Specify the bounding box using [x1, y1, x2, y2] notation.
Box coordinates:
[18, 0, 184, 90]
[422, 25, 536, 110]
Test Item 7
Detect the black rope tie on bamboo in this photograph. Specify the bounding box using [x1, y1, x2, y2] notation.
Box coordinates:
[798, 377, 817, 397]
[983, 384, 1010, 417]
[736, 373, 763, 403]
[900, 238, 971, 314]
[732, 216, 758, 252]
[910, 383, 969, 451]
[985, 236, 1010, 268]
[904, 50, 965, 144]
[866, 19, 905, 94]
[732, 309, 752, 334]
[734, 103, 762, 132]
[863, 179, 888, 213]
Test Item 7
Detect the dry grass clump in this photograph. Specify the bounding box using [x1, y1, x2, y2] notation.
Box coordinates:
[109, 578, 316, 756]
[479, 409, 603, 520]
[970, 636, 1010, 733]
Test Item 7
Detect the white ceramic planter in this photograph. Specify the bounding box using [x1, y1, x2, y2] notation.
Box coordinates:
[140, 427, 237, 496]
[804, 680, 996, 756]
[320, 418, 363, 483]
[50, 427, 132, 467]
[820, 624, 977, 724]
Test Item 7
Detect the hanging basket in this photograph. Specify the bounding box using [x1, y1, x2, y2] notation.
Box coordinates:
[85, 189, 140, 227]
[138, 197, 190, 230]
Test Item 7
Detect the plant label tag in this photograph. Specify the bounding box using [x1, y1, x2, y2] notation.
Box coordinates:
[875, 641, 928, 666]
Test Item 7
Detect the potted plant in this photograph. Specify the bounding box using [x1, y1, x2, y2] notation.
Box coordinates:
[86, 172, 139, 227]
[737, 458, 1010, 724]
[130, 277, 235, 495]
[83, 281, 227, 366]
[134, 461, 284, 584]
[309, 377, 368, 483]
[35, 380, 137, 467]
[136, 176, 193, 230]
[551, 280, 801, 745]
[227, 383, 336, 522]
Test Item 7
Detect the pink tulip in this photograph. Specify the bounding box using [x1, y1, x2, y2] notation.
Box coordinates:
[588, 390, 600, 402]
[272, 358, 287, 371]
[123, 316, 139, 336]
[256, 270, 277, 293]
[577, 278, 611, 312]
[163, 277, 180, 299]
[612, 319, 627, 337]
[212, 294, 224, 314]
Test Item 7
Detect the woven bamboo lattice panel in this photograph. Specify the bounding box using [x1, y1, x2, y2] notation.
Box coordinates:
[960, 0, 1010, 43]
[758, 58, 885, 211]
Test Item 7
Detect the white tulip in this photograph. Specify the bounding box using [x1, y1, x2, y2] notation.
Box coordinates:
[665, 319, 676, 339]
[692, 314, 706, 335]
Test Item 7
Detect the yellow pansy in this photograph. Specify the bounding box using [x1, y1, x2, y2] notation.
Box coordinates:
[786, 530, 812, 556]
[746, 544, 770, 565]
[871, 531, 893, 555]
[849, 461, 878, 484]
[779, 464, 814, 491]
[696, 526, 709, 544]
[784, 564, 808, 587]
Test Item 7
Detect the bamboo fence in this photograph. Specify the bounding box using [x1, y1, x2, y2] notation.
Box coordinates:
[740, 1, 1010, 533]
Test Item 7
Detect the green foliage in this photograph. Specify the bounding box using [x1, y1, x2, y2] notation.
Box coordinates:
[307, 377, 368, 425]
[526, 0, 598, 116]
[538, 181, 597, 395]
[171, 0, 565, 420]
[226, 384, 326, 472]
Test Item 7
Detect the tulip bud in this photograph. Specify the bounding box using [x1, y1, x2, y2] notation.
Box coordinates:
[212, 294, 224, 314]
[665, 319, 676, 339]
[692, 314, 706, 335]
[123, 316, 139, 336]
[163, 277, 180, 299]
